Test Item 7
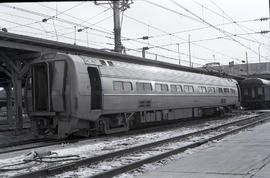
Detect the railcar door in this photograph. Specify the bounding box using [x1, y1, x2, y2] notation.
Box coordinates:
[87, 67, 102, 110]
[51, 60, 66, 112]
[32, 62, 51, 111]
[236, 84, 241, 102]
[25, 72, 33, 112]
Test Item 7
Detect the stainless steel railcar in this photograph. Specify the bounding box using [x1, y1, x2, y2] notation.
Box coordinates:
[26, 53, 240, 138]
[240, 78, 270, 109]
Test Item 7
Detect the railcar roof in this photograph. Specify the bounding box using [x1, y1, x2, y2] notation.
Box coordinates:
[241, 78, 270, 86]
[68, 54, 237, 87]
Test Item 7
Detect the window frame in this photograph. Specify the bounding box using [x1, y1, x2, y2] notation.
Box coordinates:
[113, 81, 133, 91]
[136, 82, 152, 92]
[217, 87, 223, 93]
[224, 88, 230, 94]
[155, 83, 169, 92]
[208, 87, 216, 93]
[123, 81, 133, 91]
[184, 85, 194, 93]
[113, 81, 124, 91]
[257, 87, 263, 95]
[155, 83, 162, 92]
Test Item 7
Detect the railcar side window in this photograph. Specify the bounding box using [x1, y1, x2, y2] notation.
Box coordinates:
[171, 85, 177, 92]
[123, 82, 132, 91]
[171, 85, 183, 92]
[208, 87, 215, 93]
[244, 88, 248, 95]
[224, 88, 230, 94]
[202, 87, 207, 93]
[113, 81, 123, 91]
[161, 84, 168, 91]
[114, 81, 133, 91]
[155, 83, 168, 92]
[136, 83, 144, 91]
[155, 84, 162, 92]
[198, 86, 202, 93]
[251, 88, 255, 98]
[136, 82, 152, 91]
[230, 89, 236, 95]
[217, 87, 223, 93]
[190, 86, 194, 92]
[184, 85, 188, 92]
[176, 85, 183, 92]
[144, 83, 152, 91]
[198, 86, 207, 93]
[258, 87, 263, 95]
[184, 85, 194, 93]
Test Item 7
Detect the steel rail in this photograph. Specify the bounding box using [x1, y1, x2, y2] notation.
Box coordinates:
[0, 138, 53, 149]
[12, 113, 269, 178]
[0, 116, 221, 155]
[90, 116, 270, 178]
[1, 113, 238, 154]
[0, 138, 82, 155]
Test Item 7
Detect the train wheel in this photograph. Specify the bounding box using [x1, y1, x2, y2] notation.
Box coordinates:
[97, 120, 106, 134]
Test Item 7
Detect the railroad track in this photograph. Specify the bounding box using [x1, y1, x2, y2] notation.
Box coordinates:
[0, 138, 82, 155]
[0, 111, 244, 155]
[10, 112, 270, 178]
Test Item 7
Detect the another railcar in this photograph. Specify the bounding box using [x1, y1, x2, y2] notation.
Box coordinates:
[25, 53, 240, 138]
[240, 78, 270, 109]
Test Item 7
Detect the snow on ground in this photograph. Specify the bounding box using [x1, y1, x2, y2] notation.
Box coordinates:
[0, 112, 258, 177]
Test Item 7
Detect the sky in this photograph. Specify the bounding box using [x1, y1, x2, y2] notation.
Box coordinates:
[0, 0, 269, 67]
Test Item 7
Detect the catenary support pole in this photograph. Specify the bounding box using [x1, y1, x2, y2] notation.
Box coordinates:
[113, 0, 123, 53]
[188, 34, 191, 67]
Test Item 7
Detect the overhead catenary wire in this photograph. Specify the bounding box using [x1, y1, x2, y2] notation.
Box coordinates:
[35, 3, 213, 64]
[0, 17, 112, 48]
[0, 2, 245, 64]
[1, 2, 268, 64]
[206, 0, 269, 46]
[171, 0, 269, 61]
[193, 0, 264, 47]
[0, 4, 114, 37]
[0, 10, 114, 42]
[122, 18, 268, 41]
[142, 0, 245, 62]
[41, 1, 86, 22]
[38, 3, 112, 32]
[125, 47, 204, 67]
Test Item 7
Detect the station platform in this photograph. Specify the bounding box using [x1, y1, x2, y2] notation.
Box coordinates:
[139, 121, 270, 178]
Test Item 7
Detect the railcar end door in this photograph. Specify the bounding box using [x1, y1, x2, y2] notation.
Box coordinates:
[51, 60, 66, 112]
[32, 63, 50, 111]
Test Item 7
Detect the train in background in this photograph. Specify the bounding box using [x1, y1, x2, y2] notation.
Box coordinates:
[240, 78, 270, 109]
[25, 52, 240, 139]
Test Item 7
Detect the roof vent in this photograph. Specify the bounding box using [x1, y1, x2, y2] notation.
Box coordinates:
[107, 61, 114, 66]
[100, 60, 106, 65]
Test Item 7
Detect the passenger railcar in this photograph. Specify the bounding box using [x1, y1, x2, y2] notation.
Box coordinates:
[25, 53, 240, 138]
[240, 78, 270, 109]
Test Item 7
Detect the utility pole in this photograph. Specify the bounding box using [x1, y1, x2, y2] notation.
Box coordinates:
[113, 1, 123, 53]
[94, 0, 133, 53]
[258, 44, 261, 63]
[188, 34, 191, 67]
[176, 43, 181, 65]
[246, 52, 249, 76]
[212, 54, 215, 61]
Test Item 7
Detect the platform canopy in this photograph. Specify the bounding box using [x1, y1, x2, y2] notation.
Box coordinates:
[0, 31, 245, 80]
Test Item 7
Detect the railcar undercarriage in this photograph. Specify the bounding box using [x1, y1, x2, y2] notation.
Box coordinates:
[31, 106, 232, 138]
